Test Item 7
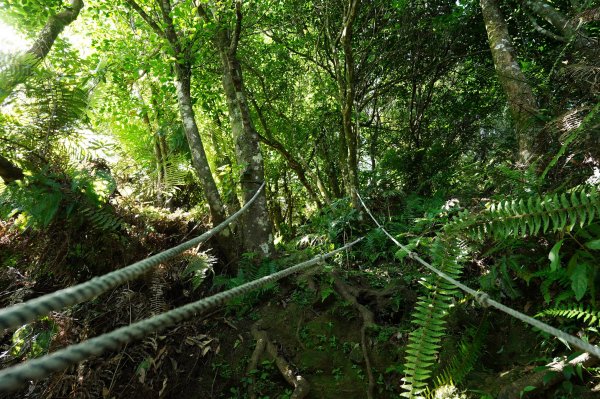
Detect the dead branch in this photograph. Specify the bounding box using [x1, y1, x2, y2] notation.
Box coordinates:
[332, 272, 375, 399]
[248, 321, 310, 399]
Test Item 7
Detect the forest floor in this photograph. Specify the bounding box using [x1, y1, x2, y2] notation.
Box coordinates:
[1, 211, 599, 399]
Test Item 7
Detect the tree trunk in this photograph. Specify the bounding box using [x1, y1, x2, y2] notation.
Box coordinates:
[334, 0, 361, 208]
[215, 19, 274, 257]
[174, 66, 227, 226]
[0, 154, 24, 184]
[481, 0, 539, 162]
[0, 0, 84, 103]
[138, 90, 165, 204]
[209, 117, 241, 214]
[125, 0, 240, 261]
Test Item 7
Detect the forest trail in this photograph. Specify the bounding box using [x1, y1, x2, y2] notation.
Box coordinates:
[1, 187, 599, 397]
[1, 0, 599, 397]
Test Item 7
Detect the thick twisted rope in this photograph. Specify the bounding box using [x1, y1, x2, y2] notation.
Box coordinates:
[356, 191, 600, 359]
[0, 183, 265, 331]
[0, 237, 363, 391]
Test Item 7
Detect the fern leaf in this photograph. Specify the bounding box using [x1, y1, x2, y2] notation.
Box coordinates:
[447, 186, 600, 239]
[401, 237, 465, 398]
[432, 318, 488, 391]
[536, 305, 600, 327]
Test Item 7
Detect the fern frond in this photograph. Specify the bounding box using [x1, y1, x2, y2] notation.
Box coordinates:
[79, 204, 123, 232]
[401, 237, 465, 398]
[181, 250, 217, 290]
[536, 305, 600, 327]
[447, 186, 600, 239]
[149, 268, 167, 315]
[0, 52, 38, 99]
[431, 318, 488, 391]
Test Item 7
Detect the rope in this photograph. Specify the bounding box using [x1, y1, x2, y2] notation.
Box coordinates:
[0, 183, 265, 332]
[356, 191, 600, 359]
[0, 237, 363, 392]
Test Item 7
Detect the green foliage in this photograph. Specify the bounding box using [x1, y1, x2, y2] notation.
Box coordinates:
[181, 250, 217, 291]
[480, 253, 530, 299]
[447, 186, 600, 239]
[536, 305, 600, 328]
[401, 237, 466, 398]
[432, 319, 488, 391]
[212, 253, 279, 314]
[11, 317, 58, 359]
[0, 170, 122, 232]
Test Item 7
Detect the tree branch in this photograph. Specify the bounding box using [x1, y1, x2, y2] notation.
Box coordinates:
[0, 0, 85, 103]
[229, 0, 243, 55]
[124, 0, 165, 38]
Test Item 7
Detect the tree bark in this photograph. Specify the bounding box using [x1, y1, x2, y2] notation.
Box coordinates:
[481, 0, 540, 162]
[127, 0, 237, 261]
[333, 0, 361, 208]
[0, 154, 24, 184]
[211, 2, 274, 258]
[0, 0, 84, 103]
[209, 119, 242, 214]
[174, 66, 227, 225]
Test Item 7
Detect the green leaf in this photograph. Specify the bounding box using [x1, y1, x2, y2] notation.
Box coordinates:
[584, 239, 600, 250]
[548, 240, 563, 271]
[570, 265, 588, 301]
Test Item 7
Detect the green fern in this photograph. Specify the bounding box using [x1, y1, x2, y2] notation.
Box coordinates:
[536, 305, 600, 327]
[181, 250, 217, 290]
[447, 186, 600, 239]
[0, 52, 39, 101]
[79, 204, 123, 232]
[401, 236, 466, 398]
[431, 318, 488, 392]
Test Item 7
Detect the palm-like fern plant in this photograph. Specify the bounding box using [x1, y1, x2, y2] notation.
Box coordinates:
[401, 236, 467, 398]
[446, 186, 600, 239]
[401, 185, 599, 396]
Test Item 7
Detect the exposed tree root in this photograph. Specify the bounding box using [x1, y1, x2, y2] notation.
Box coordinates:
[498, 352, 598, 399]
[332, 272, 375, 399]
[248, 321, 310, 399]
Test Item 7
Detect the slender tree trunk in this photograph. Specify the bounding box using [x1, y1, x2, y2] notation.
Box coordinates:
[215, 17, 274, 257]
[334, 0, 361, 208]
[127, 0, 239, 260]
[321, 139, 343, 198]
[0, 0, 84, 103]
[150, 87, 170, 188]
[481, 0, 539, 162]
[138, 90, 165, 204]
[174, 66, 227, 225]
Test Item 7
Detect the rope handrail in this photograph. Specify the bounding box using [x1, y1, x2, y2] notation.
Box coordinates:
[0, 183, 265, 332]
[355, 190, 600, 359]
[0, 237, 363, 392]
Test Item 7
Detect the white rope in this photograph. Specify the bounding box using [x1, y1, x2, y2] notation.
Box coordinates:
[356, 190, 600, 359]
[0, 183, 265, 331]
[0, 238, 364, 391]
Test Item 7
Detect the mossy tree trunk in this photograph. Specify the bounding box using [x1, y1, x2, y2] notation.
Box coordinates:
[209, 1, 274, 257]
[481, 0, 539, 162]
[332, 0, 361, 208]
